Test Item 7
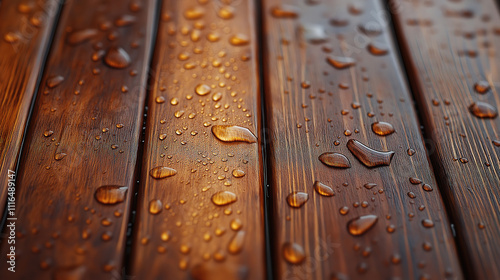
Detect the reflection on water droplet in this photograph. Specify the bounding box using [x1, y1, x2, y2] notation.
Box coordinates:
[94, 185, 128, 205]
[347, 139, 394, 167]
[347, 215, 378, 236]
[149, 166, 177, 179]
[287, 192, 309, 208]
[314, 181, 334, 197]
[371, 122, 395, 136]
[326, 56, 356, 69]
[104, 47, 131, 69]
[228, 231, 245, 254]
[283, 242, 305, 264]
[212, 191, 237, 206]
[212, 125, 257, 143]
[318, 152, 351, 168]
[469, 102, 498, 118]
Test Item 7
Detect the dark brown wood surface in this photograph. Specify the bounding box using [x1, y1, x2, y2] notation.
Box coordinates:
[128, 0, 266, 279]
[262, 0, 463, 279]
[0, 0, 157, 278]
[392, 0, 500, 278]
[0, 0, 60, 217]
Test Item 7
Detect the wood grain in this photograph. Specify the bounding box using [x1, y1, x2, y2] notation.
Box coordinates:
[391, 0, 500, 278]
[128, 0, 266, 279]
[0, 0, 157, 278]
[262, 0, 463, 279]
[0, 0, 60, 218]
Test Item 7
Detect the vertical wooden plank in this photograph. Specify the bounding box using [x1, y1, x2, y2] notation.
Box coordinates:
[0, 0, 60, 217]
[129, 0, 266, 279]
[391, 0, 500, 278]
[0, 0, 157, 278]
[262, 0, 463, 279]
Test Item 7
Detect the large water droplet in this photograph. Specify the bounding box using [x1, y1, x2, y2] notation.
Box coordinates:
[318, 152, 351, 168]
[232, 169, 245, 178]
[149, 166, 177, 179]
[326, 56, 356, 69]
[469, 102, 498, 118]
[104, 47, 131, 69]
[94, 185, 128, 205]
[287, 192, 309, 208]
[67, 29, 98, 45]
[313, 181, 334, 197]
[228, 231, 245, 254]
[211, 125, 257, 143]
[283, 242, 305, 264]
[212, 191, 237, 206]
[371, 122, 395, 136]
[347, 215, 378, 236]
[347, 139, 394, 167]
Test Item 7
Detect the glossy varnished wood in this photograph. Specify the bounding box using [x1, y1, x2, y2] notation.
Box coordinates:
[262, 0, 463, 279]
[391, 0, 500, 278]
[0, 0, 60, 217]
[0, 0, 157, 278]
[129, 0, 266, 279]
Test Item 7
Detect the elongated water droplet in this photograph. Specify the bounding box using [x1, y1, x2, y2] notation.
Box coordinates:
[195, 84, 211, 96]
[318, 152, 351, 168]
[149, 166, 177, 179]
[270, 5, 299, 18]
[228, 231, 245, 254]
[104, 47, 131, 69]
[211, 125, 257, 143]
[229, 34, 250, 46]
[149, 199, 162, 214]
[218, 6, 234, 19]
[326, 56, 356, 69]
[43, 130, 54, 137]
[212, 191, 237, 206]
[94, 185, 128, 205]
[283, 242, 305, 264]
[232, 169, 245, 178]
[184, 7, 204, 20]
[371, 122, 395, 136]
[364, 183, 377, 189]
[474, 81, 490, 94]
[422, 219, 434, 228]
[469, 102, 498, 118]
[313, 181, 334, 197]
[367, 42, 389, 55]
[347, 215, 378, 236]
[47, 76, 64, 88]
[287, 192, 309, 208]
[422, 184, 433, 192]
[4, 32, 20, 43]
[67, 29, 98, 45]
[409, 177, 422, 184]
[54, 153, 67, 161]
[347, 139, 394, 167]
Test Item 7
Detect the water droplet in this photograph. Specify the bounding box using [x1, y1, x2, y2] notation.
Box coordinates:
[326, 56, 356, 69]
[313, 181, 334, 197]
[469, 102, 498, 118]
[195, 84, 211, 96]
[155, 96, 165, 104]
[318, 152, 351, 168]
[387, 224, 396, 233]
[493, 140, 500, 147]
[287, 192, 309, 208]
[270, 5, 299, 18]
[67, 29, 98, 45]
[407, 148, 415, 156]
[230, 218, 243, 231]
[232, 169, 245, 178]
[339, 206, 349, 215]
[104, 47, 131, 69]
[283, 242, 305, 264]
[47, 76, 64, 88]
[229, 34, 250, 46]
[422, 241, 432, 251]
[347, 139, 395, 167]
[364, 183, 377, 189]
[371, 122, 395, 136]
[358, 23, 382, 36]
[474, 81, 490, 94]
[211, 125, 257, 143]
[422, 219, 434, 228]
[149, 199, 162, 214]
[409, 177, 422, 184]
[115, 15, 136, 27]
[367, 42, 389, 56]
[347, 215, 378, 236]
[149, 166, 177, 179]
[212, 191, 237, 206]
[228, 231, 245, 254]
[407, 192, 416, 198]
[422, 184, 433, 192]
[298, 23, 328, 44]
[43, 130, 54, 137]
[184, 7, 204, 20]
[54, 153, 67, 161]
[94, 185, 128, 205]
[4, 32, 20, 43]
[218, 6, 234, 19]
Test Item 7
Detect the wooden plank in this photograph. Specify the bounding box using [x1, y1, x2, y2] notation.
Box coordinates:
[262, 0, 464, 279]
[128, 0, 266, 279]
[0, 0, 157, 278]
[0, 0, 60, 217]
[391, 0, 500, 278]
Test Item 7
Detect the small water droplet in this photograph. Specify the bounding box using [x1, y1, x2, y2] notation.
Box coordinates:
[218, 6, 234, 19]
[4, 32, 20, 43]
[318, 152, 351, 168]
[43, 130, 54, 137]
[339, 206, 349, 215]
[371, 122, 395, 136]
[422, 184, 433, 192]
[230, 218, 243, 231]
[195, 84, 211, 96]
[149, 199, 162, 214]
[211, 125, 257, 143]
[229, 34, 250, 46]
[407, 148, 416, 156]
[232, 169, 245, 178]
[326, 56, 356, 69]
[347, 139, 394, 167]
[283, 242, 305, 264]
[364, 183, 377, 189]
[212, 191, 237, 206]
[228, 231, 245, 254]
[287, 192, 309, 208]
[149, 166, 177, 179]
[409, 177, 422, 184]
[67, 29, 98, 45]
[314, 181, 334, 197]
[104, 47, 131, 69]
[358, 23, 382, 36]
[54, 153, 67, 161]
[270, 5, 299, 18]
[474, 81, 490, 94]
[47, 76, 64, 88]
[367, 42, 389, 55]
[299, 23, 328, 44]
[115, 15, 136, 27]
[347, 215, 378, 236]
[184, 7, 204, 20]
[422, 219, 434, 228]
[469, 102, 498, 118]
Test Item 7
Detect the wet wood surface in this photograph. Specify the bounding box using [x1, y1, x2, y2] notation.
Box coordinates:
[0, 0, 60, 217]
[128, 0, 266, 279]
[391, 0, 500, 278]
[0, 0, 157, 278]
[262, 0, 463, 279]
